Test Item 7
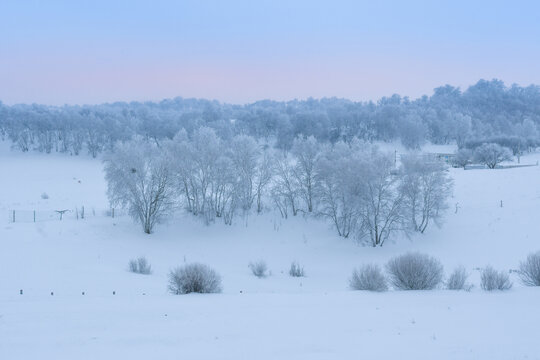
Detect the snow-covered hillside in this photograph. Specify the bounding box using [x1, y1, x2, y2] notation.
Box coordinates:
[1, 143, 540, 359]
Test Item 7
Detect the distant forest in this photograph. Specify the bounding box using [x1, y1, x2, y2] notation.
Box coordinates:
[1, 79, 539, 157]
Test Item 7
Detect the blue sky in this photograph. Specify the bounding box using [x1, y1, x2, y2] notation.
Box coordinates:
[1, 0, 539, 105]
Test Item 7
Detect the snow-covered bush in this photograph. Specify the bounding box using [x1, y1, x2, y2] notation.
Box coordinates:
[480, 266, 512, 291]
[446, 266, 472, 291]
[41, 192, 49, 199]
[386, 252, 443, 290]
[289, 261, 305, 277]
[129, 256, 152, 275]
[350, 264, 388, 292]
[249, 260, 269, 278]
[168, 263, 222, 294]
[519, 251, 540, 286]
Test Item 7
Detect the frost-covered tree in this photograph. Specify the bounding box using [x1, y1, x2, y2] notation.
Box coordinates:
[230, 134, 260, 211]
[473, 143, 512, 169]
[357, 149, 404, 246]
[316, 141, 363, 238]
[291, 136, 321, 213]
[453, 148, 473, 169]
[399, 113, 427, 150]
[271, 153, 300, 218]
[254, 148, 274, 213]
[400, 155, 453, 233]
[104, 138, 174, 234]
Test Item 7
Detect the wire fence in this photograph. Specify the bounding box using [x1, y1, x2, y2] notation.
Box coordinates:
[6, 207, 129, 223]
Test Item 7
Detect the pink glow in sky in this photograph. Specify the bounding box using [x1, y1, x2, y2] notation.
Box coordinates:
[1, 0, 539, 105]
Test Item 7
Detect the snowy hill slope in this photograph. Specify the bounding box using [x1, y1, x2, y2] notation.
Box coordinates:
[1, 143, 540, 359]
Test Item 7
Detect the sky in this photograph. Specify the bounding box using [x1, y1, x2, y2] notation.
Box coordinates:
[1, 0, 540, 105]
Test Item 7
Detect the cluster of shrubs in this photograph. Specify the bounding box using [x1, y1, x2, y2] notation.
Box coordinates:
[128, 256, 152, 275]
[128, 257, 305, 295]
[247, 260, 305, 278]
[350, 251, 540, 292]
[126, 251, 540, 295]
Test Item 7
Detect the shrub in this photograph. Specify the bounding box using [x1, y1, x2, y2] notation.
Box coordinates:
[41, 192, 49, 199]
[249, 260, 269, 278]
[446, 266, 472, 291]
[128, 256, 152, 275]
[128, 259, 138, 273]
[480, 266, 512, 291]
[386, 252, 444, 290]
[289, 261, 305, 277]
[168, 263, 222, 294]
[350, 264, 388, 292]
[519, 251, 540, 286]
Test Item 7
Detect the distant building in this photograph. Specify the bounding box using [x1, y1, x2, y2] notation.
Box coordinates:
[427, 153, 456, 164]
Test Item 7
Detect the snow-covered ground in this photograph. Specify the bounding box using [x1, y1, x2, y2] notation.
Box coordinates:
[1, 142, 540, 359]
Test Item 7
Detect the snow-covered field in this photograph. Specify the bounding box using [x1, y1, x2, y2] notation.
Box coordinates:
[1, 142, 540, 359]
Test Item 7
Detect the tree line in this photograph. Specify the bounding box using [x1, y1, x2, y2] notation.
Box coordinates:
[104, 130, 453, 246]
[1, 79, 540, 157]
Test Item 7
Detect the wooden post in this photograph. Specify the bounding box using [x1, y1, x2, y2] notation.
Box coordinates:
[12, 210, 15, 223]
[81, 206, 85, 219]
[112, 208, 115, 218]
[33, 210, 36, 223]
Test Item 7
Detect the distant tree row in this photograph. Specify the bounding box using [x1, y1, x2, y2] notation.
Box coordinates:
[1, 79, 540, 155]
[105, 131, 452, 246]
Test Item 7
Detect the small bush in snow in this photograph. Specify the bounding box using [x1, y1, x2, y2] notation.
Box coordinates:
[519, 251, 540, 286]
[128, 256, 152, 274]
[446, 266, 472, 291]
[386, 252, 444, 290]
[249, 260, 269, 278]
[350, 264, 388, 292]
[289, 261, 305, 277]
[41, 192, 49, 199]
[168, 263, 222, 294]
[480, 266, 512, 291]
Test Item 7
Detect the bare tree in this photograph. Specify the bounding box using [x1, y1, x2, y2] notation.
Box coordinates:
[400, 155, 453, 233]
[357, 149, 404, 247]
[104, 138, 174, 234]
[473, 143, 512, 169]
[271, 153, 300, 217]
[229, 135, 260, 211]
[254, 148, 274, 213]
[292, 136, 320, 213]
[316, 141, 360, 238]
[452, 148, 473, 169]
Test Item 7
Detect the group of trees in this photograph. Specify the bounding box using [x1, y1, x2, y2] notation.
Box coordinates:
[2, 79, 540, 156]
[105, 131, 453, 246]
[454, 143, 514, 169]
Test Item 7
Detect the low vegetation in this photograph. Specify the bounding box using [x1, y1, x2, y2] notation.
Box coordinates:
[446, 266, 472, 291]
[168, 263, 222, 294]
[249, 260, 269, 278]
[350, 264, 388, 292]
[519, 251, 540, 286]
[128, 256, 152, 275]
[289, 262, 305, 277]
[480, 266, 512, 291]
[386, 253, 444, 290]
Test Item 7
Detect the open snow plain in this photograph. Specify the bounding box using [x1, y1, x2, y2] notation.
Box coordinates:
[1, 143, 540, 359]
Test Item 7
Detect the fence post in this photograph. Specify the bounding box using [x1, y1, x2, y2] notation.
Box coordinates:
[82, 206, 85, 219]
[33, 210, 36, 223]
[12, 210, 15, 223]
[112, 208, 115, 218]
